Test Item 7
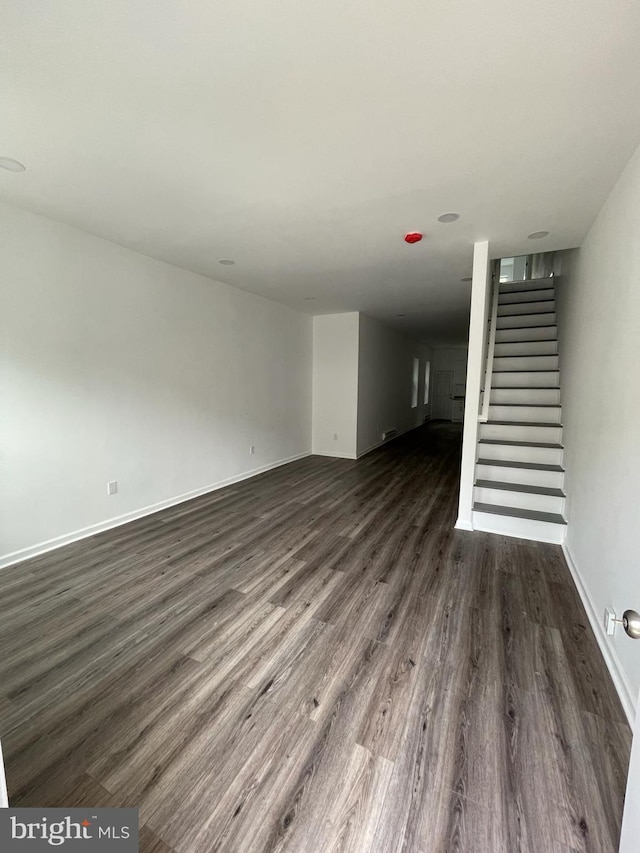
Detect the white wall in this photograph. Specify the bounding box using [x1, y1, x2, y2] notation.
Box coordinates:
[311, 313, 359, 458]
[357, 314, 432, 457]
[312, 312, 431, 459]
[556, 142, 640, 718]
[0, 202, 312, 565]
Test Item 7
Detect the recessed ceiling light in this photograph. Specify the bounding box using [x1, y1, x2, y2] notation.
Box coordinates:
[527, 230, 549, 239]
[461, 276, 472, 282]
[0, 157, 26, 172]
[437, 212, 460, 223]
[218, 259, 235, 265]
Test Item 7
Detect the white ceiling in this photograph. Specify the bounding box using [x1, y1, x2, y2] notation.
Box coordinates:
[2, 1, 640, 346]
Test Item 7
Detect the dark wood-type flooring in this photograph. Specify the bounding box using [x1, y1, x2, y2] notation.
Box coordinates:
[0, 423, 631, 852]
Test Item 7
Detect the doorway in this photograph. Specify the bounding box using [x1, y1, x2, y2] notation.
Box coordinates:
[432, 369, 453, 420]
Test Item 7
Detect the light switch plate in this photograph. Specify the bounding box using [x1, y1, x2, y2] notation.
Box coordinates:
[604, 606, 616, 636]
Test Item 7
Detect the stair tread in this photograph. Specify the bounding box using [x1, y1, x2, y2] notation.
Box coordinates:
[498, 310, 555, 316]
[497, 324, 557, 330]
[479, 439, 564, 448]
[477, 459, 565, 472]
[493, 369, 559, 373]
[499, 297, 555, 305]
[486, 420, 562, 427]
[491, 385, 560, 390]
[489, 403, 561, 408]
[498, 294, 555, 305]
[475, 479, 565, 497]
[493, 341, 560, 358]
[473, 502, 567, 525]
[499, 278, 556, 287]
[493, 354, 558, 359]
[498, 306, 555, 313]
[496, 336, 558, 342]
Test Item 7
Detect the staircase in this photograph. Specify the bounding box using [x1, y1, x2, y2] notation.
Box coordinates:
[471, 277, 567, 543]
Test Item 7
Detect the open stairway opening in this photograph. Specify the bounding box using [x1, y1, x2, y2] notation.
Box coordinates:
[472, 271, 567, 543]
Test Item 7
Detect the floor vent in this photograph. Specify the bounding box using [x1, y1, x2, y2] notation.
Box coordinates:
[382, 428, 398, 441]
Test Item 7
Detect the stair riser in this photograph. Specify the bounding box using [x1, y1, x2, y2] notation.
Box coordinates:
[493, 371, 559, 388]
[497, 313, 556, 329]
[499, 279, 556, 294]
[490, 388, 561, 405]
[499, 288, 555, 305]
[493, 355, 559, 371]
[495, 326, 557, 343]
[488, 405, 561, 423]
[480, 423, 562, 443]
[494, 340, 558, 357]
[474, 486, 565, 515]
[476, 464, 564, 489]
[478, 443, 564, 466]
[472, 510, 566, 544]
[498, 300, 555, 317]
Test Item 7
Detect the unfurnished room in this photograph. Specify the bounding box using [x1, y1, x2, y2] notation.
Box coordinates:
[1, 2, 640, 852]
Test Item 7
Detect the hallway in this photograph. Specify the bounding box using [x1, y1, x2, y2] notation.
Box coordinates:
[0, 423, 630, 852]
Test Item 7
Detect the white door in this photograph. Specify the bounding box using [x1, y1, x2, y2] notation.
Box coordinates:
[619, 699, 640, 851]
[432, 370, 454, 420]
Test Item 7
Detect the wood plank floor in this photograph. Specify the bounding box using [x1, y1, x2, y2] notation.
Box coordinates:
[0, 423, 631, 852]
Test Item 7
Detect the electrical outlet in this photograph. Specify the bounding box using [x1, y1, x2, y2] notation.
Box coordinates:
[249, 445, 255, 455]
[604, 606, 616, 636]
[333, 433, 338, 441]
[107, 480, 118, 496]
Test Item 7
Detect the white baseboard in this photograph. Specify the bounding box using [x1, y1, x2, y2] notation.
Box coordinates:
[562, 543, 636, 729]
[315, 420, 428, 463]
[0, 451, 312, 571]
[312, 451, 358, 460]
[356, 422, 421, 459]
[356, 439, 386, 458]
[472, 522, 566, 546]
[455, 518, 474, 531]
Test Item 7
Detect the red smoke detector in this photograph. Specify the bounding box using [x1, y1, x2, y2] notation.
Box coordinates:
[404, 231, 423, 244]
